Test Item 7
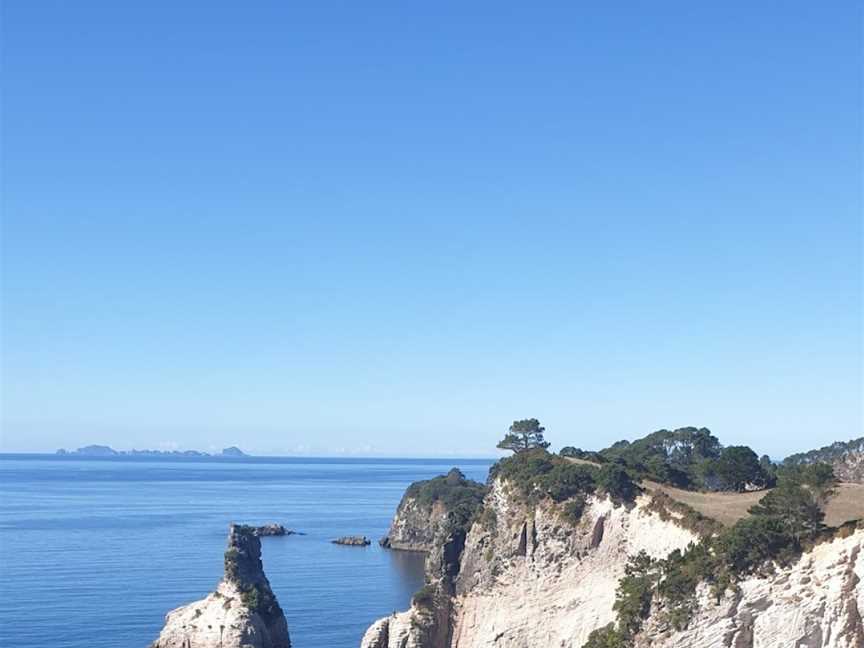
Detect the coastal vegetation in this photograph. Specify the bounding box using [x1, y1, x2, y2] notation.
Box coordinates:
[784, 437, 864, 466]
[591, 427, 774, 492]
[582, 462, 842, 648]
[489, 447, 638, 513]
[402, 467, 487, 532]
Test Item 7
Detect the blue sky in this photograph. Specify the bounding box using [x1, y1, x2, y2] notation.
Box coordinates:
[1, 2, 861, 457]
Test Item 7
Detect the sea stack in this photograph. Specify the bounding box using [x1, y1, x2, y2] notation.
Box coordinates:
[148, 524, 290, 648]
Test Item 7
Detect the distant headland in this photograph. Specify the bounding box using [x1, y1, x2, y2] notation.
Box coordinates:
[55, 444, 249, 458]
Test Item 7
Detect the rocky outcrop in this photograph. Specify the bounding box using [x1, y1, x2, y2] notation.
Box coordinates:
[633, 528, 864, 648]
[332, 535, 371, 546]
[251, 523, 294, 537]
[148, 524, 290, 648]
[363, 478, 698, 648]
[380, 497, 448, 551]
[363, 474, 864, 648]
[380, 468, 486, 552]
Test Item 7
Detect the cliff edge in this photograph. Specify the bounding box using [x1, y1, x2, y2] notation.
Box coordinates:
[363, 450, 864, 648]
[380, 468, 486, 552]
[148, 524, 290, 648]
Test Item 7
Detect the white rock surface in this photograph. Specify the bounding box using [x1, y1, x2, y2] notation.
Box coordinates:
[634, 529, 864, 648]
[150, 580, 278, 648]
[363, 476, 864, 648]
[149, 524, 290, 648]
[450, 487, 697, 648]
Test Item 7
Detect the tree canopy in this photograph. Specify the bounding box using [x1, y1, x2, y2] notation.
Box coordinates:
[497, 418, 550, 453]
[588, 427, 774, 492]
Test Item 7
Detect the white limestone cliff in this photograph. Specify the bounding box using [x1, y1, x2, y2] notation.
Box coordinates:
[633, 529, 863, 648]
[362, 477, 864, 648]
[149, 524, 291, 648]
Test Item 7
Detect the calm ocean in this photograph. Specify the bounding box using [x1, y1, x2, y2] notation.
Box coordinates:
[0, 455, 493, 647]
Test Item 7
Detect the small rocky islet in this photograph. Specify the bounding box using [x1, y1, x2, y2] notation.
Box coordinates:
[249, 523, 296, 537]
[331, 535, 372, 546]
[148, 524, 291, 648]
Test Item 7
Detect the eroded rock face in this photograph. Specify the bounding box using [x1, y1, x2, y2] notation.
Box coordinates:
[451, 484, 697, 648]
[381, 497, 450, 551]
[363, 475, 864, 648]
[633, 529, 864, 648]
[148, 524, 290, 648]
[380, 469, 486, 553]
[363, 479, 697, 648]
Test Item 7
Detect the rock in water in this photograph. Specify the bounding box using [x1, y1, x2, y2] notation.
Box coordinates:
[332, 535, 371, 546]
[250, 523, 293, 537]
[148, 524, 291, 648]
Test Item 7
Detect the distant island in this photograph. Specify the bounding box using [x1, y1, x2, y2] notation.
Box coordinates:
[55, 444, 249, 458]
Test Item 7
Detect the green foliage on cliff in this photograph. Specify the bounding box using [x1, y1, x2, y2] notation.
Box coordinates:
[587, 463, 840, 647]
[224, 547, 240, 581]
[582, 624, 628, 648]
[404, 468, 487, 531]
[596, 464, 638, 504]
[490, 448, 639, 511]
[560, 495, 588, 524]
[411, 584, 437, 608]
[241, 585, 260, 610]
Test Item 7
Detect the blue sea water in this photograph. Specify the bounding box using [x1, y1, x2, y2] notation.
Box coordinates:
[0, 455, 493, 648]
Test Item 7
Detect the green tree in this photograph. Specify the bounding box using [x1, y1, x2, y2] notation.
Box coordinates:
[497, 418, 550, 453]
[709, 445, 768, 491]
[597, 463, 638, 503]
[748, 482, 825, 543]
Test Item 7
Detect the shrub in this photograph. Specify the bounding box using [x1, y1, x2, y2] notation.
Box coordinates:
[240, 586, 260, 610]
[582, 623, 629, 648]
[412, 584, 437, 608]
[560, 494, 588, 525]
[404, 468, 487, 533]
[224, 547, 240, 581]
[613, 552, 659, 635]
[490, 449, 599, 505]
[597, 464, 639, 504]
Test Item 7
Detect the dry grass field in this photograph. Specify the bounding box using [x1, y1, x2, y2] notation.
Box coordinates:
[642, 480, 764, 527]
[643, 480, 864, 528]
[823, 483, 864, 527]
[563, 456, 864, 528]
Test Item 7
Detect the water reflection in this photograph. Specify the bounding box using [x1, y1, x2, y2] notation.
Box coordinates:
[382, 546, 427, 613]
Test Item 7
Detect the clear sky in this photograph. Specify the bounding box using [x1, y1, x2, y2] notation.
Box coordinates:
[1, 2, 861, 458]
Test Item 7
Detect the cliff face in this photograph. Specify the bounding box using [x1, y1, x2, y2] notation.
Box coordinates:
[363, 479, 697, 648]
[452, 487, 699, 647]
[381, 497, 449, 551]
[633, 528, 864, 648]
[149, 524, 290, 648]
[363, 477, 864, 648]
[380, 469, 486, 552]
[832, 450, 864, 484]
